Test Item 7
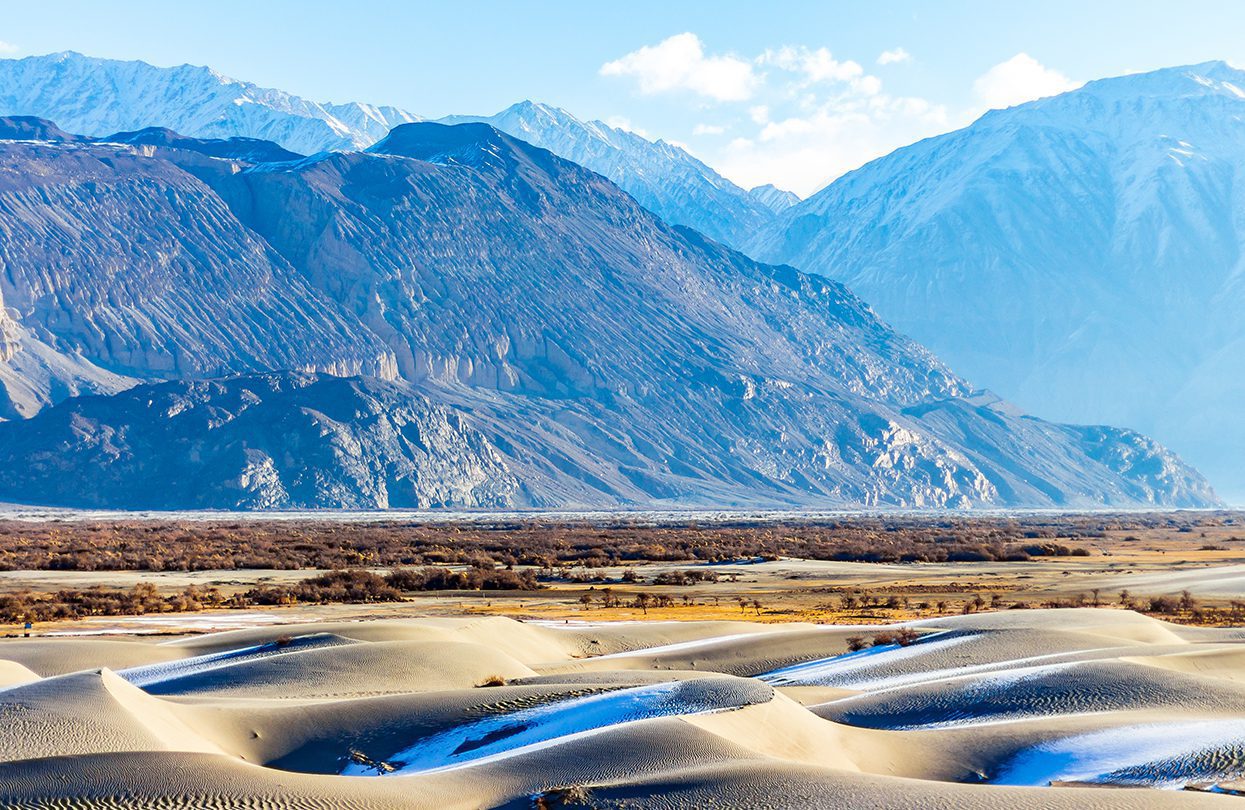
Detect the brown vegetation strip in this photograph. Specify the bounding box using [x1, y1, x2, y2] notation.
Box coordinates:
[5, 512, 1220, 572]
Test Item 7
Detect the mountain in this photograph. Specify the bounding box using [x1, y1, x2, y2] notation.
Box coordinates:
[0, 54, 780, 249]
[105, 126, 304, 163]
[0, 373, 519, 510]
[0, 51, 421, 154]
[0, 119, 1217, 508]
[751, 61, 1245, 500]
[438, 101, 777, 248]
[0, 122, 395, 417]
[748, 184, 801, 212]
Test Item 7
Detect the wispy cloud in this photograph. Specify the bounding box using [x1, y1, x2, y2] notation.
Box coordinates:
[877, 47, 912, 66]
[599, 35, 966, 195]
[0, 41, 18, 56]
[604, 115, 650, 138]
[600, 33, 757, 102]
[973, 53, 1079, 109]
[719, 94, 950, 196]
[758, 46, 870, 88]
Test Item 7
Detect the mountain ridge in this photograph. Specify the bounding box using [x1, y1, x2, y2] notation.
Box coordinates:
[0, 51, 421, 155]
[0, 117, 1218, 509]
[751, 61, 1245, 499]
[437, 101, 783, 248]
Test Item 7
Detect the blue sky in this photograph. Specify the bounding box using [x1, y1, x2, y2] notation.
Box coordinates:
[3, 0, 1244, 194]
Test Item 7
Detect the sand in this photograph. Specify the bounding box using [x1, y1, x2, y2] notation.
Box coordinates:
[1, 608, 1243, 808]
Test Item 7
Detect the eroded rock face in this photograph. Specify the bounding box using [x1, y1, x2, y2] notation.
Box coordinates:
[0, 136, 397, 407]
[0, 120, 1219, 508]
[0, 373, 519, 510]
[0, 300, 17, 363]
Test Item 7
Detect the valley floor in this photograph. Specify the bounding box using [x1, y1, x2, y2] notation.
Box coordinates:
[5, 511, 1245, 635]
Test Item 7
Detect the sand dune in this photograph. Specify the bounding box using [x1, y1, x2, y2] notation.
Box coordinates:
[2, 609, 1243, 807]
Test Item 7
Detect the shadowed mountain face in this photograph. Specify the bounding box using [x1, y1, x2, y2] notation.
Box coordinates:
[439, 101, 784, 249]
[105, 126, 304, 163]
[751, 62, 1245, 500]
[0, 119, 1218, 508]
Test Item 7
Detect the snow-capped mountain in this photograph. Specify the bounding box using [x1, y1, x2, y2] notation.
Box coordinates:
[0, 51, 420, 154]
[0, 119, 1215, 508]
[748, 183, 801, 212]
[439, 101, 780, 248]
[0, 54, 791, 249]
[752, 61, 1245, 499]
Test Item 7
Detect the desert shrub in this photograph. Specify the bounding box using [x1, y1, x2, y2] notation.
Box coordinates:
[652, 569, 719, 586]
[893, 627, 920, 646]
[384, 567, 539, 591]
[1147, 595, 1179, 614]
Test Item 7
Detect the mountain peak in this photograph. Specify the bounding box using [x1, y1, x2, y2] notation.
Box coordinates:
[366, 121, 560, 176]
[748, 183, 801, 212]
[103, 126, 305, 163]
[0, 115, 82, 143]
[436, 100, 776, 248]
[505, 99, 575, 119]
[369, 121, 508, 156]
[0, 52, 421, 154]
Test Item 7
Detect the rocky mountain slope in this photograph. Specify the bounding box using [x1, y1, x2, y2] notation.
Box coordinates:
[752, 62, 1245, 499]
[0, 117, 395, 416]
[439, 101, 784, 249]
[0, 373, 519, 509]
[0, 118, 1217, 508]
[0, 51, 420, 154]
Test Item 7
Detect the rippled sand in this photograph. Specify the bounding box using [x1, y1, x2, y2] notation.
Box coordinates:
[2, 609, 1244, 807]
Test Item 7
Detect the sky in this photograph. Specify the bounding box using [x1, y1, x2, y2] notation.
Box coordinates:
[3, 0, 1245, 195]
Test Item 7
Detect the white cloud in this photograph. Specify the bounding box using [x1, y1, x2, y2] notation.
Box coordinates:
[877, 47, 912, 66]
[759, 46, 866, 87]
[600, 35, 962, 196]
[600, 33, 757, 102]
[973, 53, 1079, 109]
[716, 94, 954, 196]
[0, 41, 18, 55]
[604, 115, 650, 138]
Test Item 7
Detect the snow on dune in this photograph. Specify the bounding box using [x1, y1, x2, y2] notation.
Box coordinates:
[757, 631, 971, 688]
[589, 632, 778, 660]
[343, 678, 771, 776]
[118, 633, 355, 689]
[992, 718, 1245, 788]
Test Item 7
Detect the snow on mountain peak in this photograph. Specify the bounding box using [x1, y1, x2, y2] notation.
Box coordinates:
[438, 100, 776, 248]
[0, 51, 422, 155]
